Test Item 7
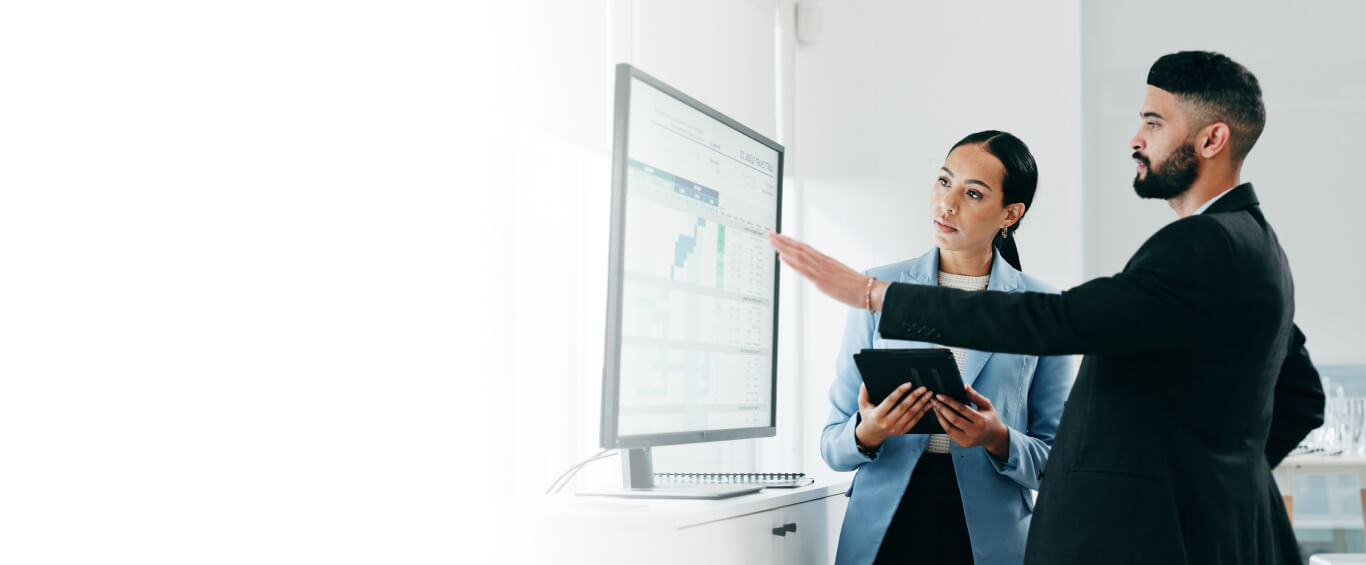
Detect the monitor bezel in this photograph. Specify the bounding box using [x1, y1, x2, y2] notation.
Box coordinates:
[600, 63, 784, 450]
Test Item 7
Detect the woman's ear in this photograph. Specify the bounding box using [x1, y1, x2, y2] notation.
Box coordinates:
[1004, 203, 1026, 227]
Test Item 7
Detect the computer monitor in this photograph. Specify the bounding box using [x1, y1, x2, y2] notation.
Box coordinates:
[593, 64, 783, 499]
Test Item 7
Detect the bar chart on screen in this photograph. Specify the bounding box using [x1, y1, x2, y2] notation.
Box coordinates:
[616, 157, 774, 434]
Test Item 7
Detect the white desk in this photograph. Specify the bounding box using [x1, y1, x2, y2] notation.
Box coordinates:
[1309, 555, 1366, 565]
[516, 477, 852, 565]
[1274, 454, 1366, 545]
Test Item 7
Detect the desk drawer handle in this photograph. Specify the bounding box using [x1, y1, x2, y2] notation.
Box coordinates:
[771, 522, 797, 536]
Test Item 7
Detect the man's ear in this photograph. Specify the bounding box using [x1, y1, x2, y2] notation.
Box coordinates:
[1198, 122, 1231, 160]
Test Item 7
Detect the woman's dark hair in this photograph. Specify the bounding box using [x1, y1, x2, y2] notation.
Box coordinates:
[947, 130, 1038, 271]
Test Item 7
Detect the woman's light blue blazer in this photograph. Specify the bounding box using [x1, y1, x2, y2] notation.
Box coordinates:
[822, 247, 1075, 565]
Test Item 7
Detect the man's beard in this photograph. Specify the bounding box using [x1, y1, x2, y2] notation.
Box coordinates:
[1133, 143, 1199, 199]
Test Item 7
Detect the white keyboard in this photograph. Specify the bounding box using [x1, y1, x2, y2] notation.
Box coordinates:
[653, 472, 815, 489]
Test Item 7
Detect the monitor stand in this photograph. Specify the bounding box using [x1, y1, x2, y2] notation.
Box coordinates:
[575, 447, 763, 500]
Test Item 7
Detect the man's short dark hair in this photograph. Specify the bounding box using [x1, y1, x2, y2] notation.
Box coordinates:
[1147, 51, 1265, 163]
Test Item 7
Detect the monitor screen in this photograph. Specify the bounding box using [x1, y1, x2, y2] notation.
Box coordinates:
[602, 65, 783, 448]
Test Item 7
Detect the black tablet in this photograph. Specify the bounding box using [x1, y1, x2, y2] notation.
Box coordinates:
[852, 348, 970, 434]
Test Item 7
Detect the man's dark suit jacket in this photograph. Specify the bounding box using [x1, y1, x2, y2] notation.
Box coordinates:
[878, 184, 1324, 564]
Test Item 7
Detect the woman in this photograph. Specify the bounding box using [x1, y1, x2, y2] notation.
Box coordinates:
[818, 131, 1074, 565]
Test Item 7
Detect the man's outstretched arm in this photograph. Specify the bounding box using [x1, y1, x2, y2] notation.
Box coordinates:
[771, 218, 1238, 357]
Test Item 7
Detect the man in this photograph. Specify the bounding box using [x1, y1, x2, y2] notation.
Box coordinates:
[771, 51, 1324, 564]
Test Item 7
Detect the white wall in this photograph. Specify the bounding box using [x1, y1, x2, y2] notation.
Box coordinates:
[4, 1, 511, 562]
[1081, 0, 1366, 363]
[631, 1, 780, 141]
[792, 0, 1084, 476]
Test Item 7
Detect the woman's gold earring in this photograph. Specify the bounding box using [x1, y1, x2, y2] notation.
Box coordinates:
[1000, 227, 1009, 239]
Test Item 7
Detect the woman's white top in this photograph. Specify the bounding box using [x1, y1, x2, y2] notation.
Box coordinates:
[925, 271, 991, 454]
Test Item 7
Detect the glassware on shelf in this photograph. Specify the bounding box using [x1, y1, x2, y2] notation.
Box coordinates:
[1288, 376, 1366, 458]
[1343, 397, 1365, 456]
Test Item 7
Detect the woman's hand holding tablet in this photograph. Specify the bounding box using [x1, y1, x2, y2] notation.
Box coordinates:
[853, 348, 970, 434]
[931, 384, 1011, 459]
[853, 383, 933, 452]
